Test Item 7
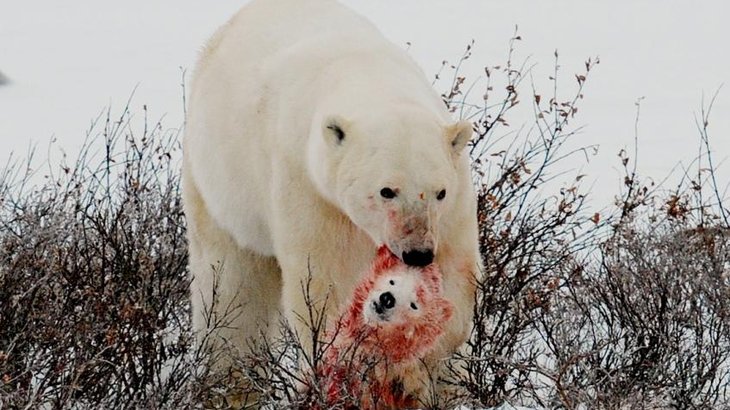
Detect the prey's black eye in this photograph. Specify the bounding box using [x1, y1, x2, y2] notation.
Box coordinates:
[410, 302, 418, 310]
[437, 189, 446, 200]
[389, 280, 395, 286]
[380, 187, 397, 199]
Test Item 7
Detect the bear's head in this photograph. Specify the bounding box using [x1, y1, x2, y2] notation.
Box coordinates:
[341, 246, 454, 363]
[307, 103, 472, 267]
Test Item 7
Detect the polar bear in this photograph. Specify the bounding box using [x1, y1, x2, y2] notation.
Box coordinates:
[317, 246, 453, 409]
[182, 0, 479, 399]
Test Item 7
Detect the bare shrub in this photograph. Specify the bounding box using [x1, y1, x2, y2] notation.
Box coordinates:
[0, 104, 206, 409]
[531, 101, 730, 409]
[439, 32, 729, 410]
[436, 32, 606, 408]
[540, 221, 730, 409]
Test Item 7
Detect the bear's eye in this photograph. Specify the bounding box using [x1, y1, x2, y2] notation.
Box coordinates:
[326, 124, 345, 143]
[410, 302, 418, 310]
[437, 189, 446, 200]
[389, 280, 395, 286]
[380, 187, 397, 199]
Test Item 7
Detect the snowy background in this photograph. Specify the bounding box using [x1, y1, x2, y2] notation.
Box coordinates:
[1, 0, 729, 208]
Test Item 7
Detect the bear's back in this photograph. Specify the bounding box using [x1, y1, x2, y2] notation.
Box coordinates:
[187, 0, 421, 149]
[195, 0, 387, 79]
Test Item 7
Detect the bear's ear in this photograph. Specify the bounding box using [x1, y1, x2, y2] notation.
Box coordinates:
[444, 120, 473, 156]
[322, 115, 349, 147]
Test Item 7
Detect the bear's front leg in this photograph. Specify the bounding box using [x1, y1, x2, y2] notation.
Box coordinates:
[271, 195, 376, 377]
[279, 251, 340, 358]
[276, 240, 374, 349]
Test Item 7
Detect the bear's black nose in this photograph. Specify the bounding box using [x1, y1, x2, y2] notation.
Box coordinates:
[402, 249, 434, 267]
[379, 292, 396, 310]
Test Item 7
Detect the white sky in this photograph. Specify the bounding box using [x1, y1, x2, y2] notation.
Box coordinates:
[1, 0, 729, 210]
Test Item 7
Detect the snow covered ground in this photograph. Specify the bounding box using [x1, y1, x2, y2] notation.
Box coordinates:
[2, 1, 729, 209]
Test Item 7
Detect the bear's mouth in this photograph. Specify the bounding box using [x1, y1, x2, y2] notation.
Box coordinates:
[386, 243, 435, 267]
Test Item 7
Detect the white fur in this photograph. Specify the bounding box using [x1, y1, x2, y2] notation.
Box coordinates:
[183, 0, 480, 392]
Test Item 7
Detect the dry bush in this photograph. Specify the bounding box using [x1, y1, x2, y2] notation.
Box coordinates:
[531, 102, 730, 409]
[436, 33, 605, 407]
[0, 104, 209, 409]
[438, 33, 729, 410]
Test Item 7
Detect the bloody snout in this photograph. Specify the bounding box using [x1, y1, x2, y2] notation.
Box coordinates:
[402, 249, 434, 267]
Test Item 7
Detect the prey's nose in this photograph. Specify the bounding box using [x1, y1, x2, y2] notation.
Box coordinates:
[379, 291, 395, 309]
[373, 291, 396, 315]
